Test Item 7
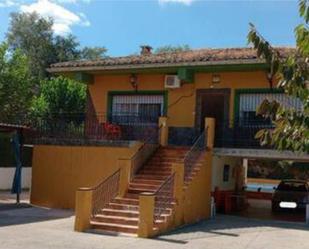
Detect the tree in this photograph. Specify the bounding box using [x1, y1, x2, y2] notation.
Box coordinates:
[7, 12, 54, 82]
[31, 76, 87, 117]
[53, 36, 108, 61]
[80, 46, 107, 60]
[248, 0, 309, 153]
[154, 44, 190, 54]
[53, 34, 81, 62]
[6, 12, 107, 83]
[0, 42, 33, 121]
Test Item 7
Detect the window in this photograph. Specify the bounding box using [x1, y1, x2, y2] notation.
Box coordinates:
[111, 94, 164, 124]
[238, 92, 302, 126]
[223, 164, 230, 182]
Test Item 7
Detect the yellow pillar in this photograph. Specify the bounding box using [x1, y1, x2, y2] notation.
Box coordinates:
[118, 158, 132, 197]
[158, 116, 168, 147]
[138, 192, 155, 238]
[205, 117, 215, 149]
[74, 188, 93, 232]
[204, 117, 215, 218]
[172, 162, 185, 226]
[204, 150, 213, 218]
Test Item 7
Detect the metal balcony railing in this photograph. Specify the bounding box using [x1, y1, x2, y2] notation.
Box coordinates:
[0, 112, 162, 145]
[214, 119, 273, 149]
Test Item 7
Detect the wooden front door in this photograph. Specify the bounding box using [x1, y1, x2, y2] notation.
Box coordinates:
[195, 89, 230, 145]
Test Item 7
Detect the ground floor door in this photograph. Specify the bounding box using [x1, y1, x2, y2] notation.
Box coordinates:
[195, 89, 230, 146]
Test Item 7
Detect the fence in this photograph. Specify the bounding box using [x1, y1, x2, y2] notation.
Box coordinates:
[154, 173, 175, 222]
[91, 169, 120, 217]
[1, 112, 162, 145]
[214, 119, 273, 149]
[183, 130, 206, 183]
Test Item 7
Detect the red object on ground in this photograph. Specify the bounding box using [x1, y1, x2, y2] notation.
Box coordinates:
[246, 191, 273, 200]
[224, 192, 233, 214]
[213, 188, 234, 214]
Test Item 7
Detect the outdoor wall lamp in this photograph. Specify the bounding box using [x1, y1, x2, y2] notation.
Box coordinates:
[210, 74, 220, 88]
[130, 74, 138, 91]
[212, 74, 221, 84]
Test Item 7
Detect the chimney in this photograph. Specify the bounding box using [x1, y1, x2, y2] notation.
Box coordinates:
[140, 45, 152, 56]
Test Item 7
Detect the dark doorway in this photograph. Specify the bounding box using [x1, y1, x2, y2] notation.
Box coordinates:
[201, 93, 225, 128]
[195, 89, 230, 145]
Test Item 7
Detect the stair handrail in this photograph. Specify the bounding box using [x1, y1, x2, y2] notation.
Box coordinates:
[130, 124, 163, 179]
[183, 128, 207, 183]
[91, 169, 121, 217]
[153, 173, 175, 222]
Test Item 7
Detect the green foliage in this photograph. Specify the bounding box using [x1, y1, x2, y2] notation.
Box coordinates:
[248, 159, 309, 180]
[7, 12, 54, 82]
[6, 12, 107, 84]
[53, 36, 107, 61]
[31, 76, 87, 116]
[154, 44, 190, 54]
[0, 42, 33, 120]
[81, 46, 107, 60]
[4, 12, 105, 120]
[248, 0, 309, 153]
[53, 34, 81, 62]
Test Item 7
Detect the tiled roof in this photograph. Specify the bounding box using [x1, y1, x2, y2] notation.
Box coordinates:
[48, 47, 295, 72]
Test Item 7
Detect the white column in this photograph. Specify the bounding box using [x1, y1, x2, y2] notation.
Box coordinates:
[243, 158, 248, 186]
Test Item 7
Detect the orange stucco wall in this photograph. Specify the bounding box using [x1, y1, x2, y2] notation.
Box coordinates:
[88, 71, 271, 127]
[30, 144, 139, 209]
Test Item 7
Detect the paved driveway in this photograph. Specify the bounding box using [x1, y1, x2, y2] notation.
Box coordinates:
[0, 205, 309, 249]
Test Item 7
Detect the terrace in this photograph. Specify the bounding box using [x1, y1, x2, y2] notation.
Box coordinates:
[0, 112, 285, 150]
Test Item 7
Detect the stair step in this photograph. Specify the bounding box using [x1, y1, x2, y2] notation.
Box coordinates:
[142, 164, 173, 168]
[143, 166, 173, 171]
[142, 167, 172, 170]
[131, 179, 163, 185]
[150, 156, 185, 161]
[146, 160, 174, 163]
[101, 208, 139, 218]
[155, 154, 187, 158]
[91, 221, 138, 234]
[138, 170, 172, 175]
[137, 171, 171, 177]
[112, 198, 139, 205]
[124, 193, 140, 199]
[129, 183, 161, 190]
[128, 187, 156, 194]
[106, 203, 139, 211]
[134, 175, 168, 181]
[92, 214, 138, 226]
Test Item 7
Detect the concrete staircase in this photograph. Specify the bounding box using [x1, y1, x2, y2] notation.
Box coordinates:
[89, 146, 189, 235]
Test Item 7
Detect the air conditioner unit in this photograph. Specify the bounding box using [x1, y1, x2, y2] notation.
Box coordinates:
[164, 75, 181, 89]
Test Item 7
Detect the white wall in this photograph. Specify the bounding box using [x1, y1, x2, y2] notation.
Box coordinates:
[211, 156, 241, 191]
[0, 167, 31, 190]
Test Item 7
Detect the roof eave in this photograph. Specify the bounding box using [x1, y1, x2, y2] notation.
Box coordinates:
[47, 59, 268, 74]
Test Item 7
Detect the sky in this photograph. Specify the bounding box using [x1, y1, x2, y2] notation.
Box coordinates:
[0, 0, 302, 57]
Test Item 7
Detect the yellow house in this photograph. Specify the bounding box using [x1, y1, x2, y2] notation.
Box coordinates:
[30, 46, 308, 237]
